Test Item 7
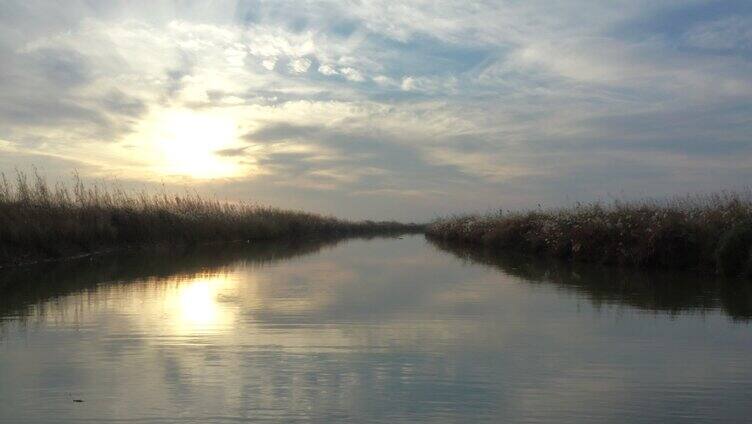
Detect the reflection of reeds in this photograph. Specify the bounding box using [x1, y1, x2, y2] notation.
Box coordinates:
[0, 171, 423, 266]
[426, 193, 752, 277]
[0, 238, 344, 318]
[427, 237, 752, 321]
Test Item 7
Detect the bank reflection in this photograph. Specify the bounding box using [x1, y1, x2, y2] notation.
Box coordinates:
[427, 238, 752, 321]
[0, 238, 346, 321]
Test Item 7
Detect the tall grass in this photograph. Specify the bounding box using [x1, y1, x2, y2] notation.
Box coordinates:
[426, 193, 752, 277]
[0, 171, 423, 266]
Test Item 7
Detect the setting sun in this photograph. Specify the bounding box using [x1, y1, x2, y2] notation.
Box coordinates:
[148, 108, 243, 179]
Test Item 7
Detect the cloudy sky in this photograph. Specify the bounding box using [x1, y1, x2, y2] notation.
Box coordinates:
[1, 1, 751, 220]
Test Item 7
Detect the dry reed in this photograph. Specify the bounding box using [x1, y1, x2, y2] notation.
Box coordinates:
[426, 193, 752, 277]
[0, 171, 423, 266]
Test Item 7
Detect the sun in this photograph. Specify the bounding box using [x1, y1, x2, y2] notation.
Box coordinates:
[149, 108, 243, 179]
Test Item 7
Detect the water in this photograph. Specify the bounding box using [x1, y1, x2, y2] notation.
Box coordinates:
[1, 235, 751, 423]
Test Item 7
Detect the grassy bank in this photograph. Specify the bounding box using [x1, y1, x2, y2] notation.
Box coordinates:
[426, 193, 752, 277]
[0, 172, 423, 267]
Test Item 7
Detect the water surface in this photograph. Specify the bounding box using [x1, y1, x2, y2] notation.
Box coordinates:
[1, 236, 751, 423]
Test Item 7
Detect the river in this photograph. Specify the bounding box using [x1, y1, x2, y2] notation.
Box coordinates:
[1, 235, 750, 423]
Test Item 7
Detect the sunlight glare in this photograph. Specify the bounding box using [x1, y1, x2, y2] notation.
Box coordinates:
[152, 108, 243, 179]
[169, 276, 237, 333]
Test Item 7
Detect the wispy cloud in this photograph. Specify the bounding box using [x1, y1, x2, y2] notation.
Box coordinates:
[0, 0, 751, 219]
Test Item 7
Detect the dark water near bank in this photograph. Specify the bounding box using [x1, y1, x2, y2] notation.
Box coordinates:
[1, 235, 751, 423]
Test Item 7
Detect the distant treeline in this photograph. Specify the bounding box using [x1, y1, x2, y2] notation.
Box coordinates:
[0, 171, 423, 267]
[426, 193, 752, 278]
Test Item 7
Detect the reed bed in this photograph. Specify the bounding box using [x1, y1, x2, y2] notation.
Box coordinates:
[426, 192, 752, 277]
[0, 171, 423, 266]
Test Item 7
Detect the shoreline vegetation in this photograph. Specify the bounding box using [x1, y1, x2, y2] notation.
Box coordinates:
[0, 172, 423, 267]
[426, 193, 752, 278]
[3, 170, 751, 279]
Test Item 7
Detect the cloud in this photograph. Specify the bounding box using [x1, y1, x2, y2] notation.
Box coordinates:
[29, 48, 92, 87]
[318, 64, 338, 75]
[339, 67, 364, 82]
[400, 76, 417, 91]
[288, 57, 312, 73]
[0, 0, 750, 220]
[400, 75, 457, 94]
[684, 16, 752, 51]
[245, 123, 322, 143]
[372, 75, 397, 87]
[261, 58, 276, 70]
[214, 146, 248, 157]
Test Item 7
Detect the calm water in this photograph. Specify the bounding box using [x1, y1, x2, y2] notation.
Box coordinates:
[1, 235, 751, 423]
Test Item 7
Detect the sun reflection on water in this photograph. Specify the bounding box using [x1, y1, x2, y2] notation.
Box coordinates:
[166, 274, 238, 334]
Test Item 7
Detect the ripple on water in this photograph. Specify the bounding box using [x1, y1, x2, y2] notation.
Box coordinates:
[1, 236, 751, 423]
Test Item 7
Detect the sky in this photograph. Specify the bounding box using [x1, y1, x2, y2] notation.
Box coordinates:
[1, 0, 751, 221]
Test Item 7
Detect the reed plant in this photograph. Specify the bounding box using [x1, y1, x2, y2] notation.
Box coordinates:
[0, 171, 423, 266]
[426, 192, 752, 277]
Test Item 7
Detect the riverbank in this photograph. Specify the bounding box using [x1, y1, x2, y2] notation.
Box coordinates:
[0, 172, 423, 267]
[426, 193, 752, 277]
